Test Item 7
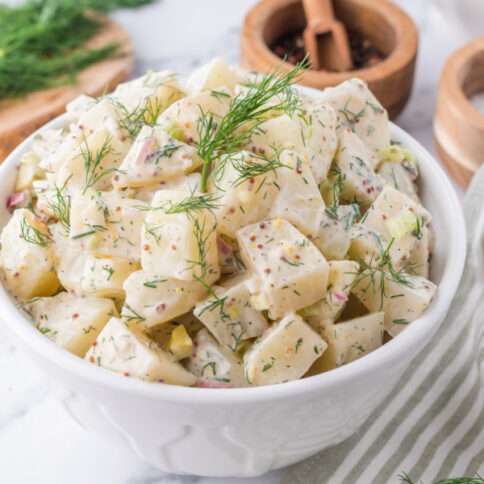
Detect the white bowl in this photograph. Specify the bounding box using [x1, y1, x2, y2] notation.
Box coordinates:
[0, 92, 466, 478]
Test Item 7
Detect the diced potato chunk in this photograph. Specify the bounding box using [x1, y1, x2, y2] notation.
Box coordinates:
[110, 70, 184, 117]
[312, 312, 384, 373]
[69, 189, 106, 240]
[75, 98, 127, 145]
[318, 78, 390, 154]
[194, 275, 268, 351]
[186, 58, 240, 94]
[158, 90, 230, 144]
[122, 270, 207, 328]
[114, 126, 202, 188]
[352, 272, 437, 337]
[131, 173, 202, 203]
[52, 224, 137, 299]
[377, 162, 419, 202]
[141, 190, 219, 283]
[244, 313, 327, 386]
[51, 223, 87, 294]
[1, 209, 59, 300]
[334, 129, 384, 207]
[66, 94, 97, 120]
[268, 150, 325, 238]
[29, 292, 116, 357]
[238, 219, 329, 318]
[301, 260, 359, 331]
[86, 317, 195, 385]
[312, 204, 360, 260]
[56, 128, 128, 196]
[208, 151, 278, 238]
[69, 191, 144, 262]
[16, 152, 42, 191]
[247, 105, 338, 183]
[187, 329, 246, 387]
[81, 256, 138, 299]
[350, 186, 431, 269]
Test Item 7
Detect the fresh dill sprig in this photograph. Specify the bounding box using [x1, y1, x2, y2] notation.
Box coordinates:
[19, 216, 51, 247]
[48, 181, 71, 231]
[80, 135, 117, 193]
[197, 60, 307, 192]
[143, 223, 163, 245]
[147, 143, 181, 163]
[0, 1, 156, 100]
[110, 98, 163, 140]
[351, 238, 414, 310]
[195, 277, 230, 322]
[143, 278, 167, 289]
[71, 223, 107, 240]
[338, 99, 367, 127]
[325, 165, 345, 219]
[185, 216, 214, 280]
[121, 303, 146, 323]
[229, 152, 289, 188]
[137, 192, 221, 215]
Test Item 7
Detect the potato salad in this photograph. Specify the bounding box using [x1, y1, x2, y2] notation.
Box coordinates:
[0, 58, 437, 387]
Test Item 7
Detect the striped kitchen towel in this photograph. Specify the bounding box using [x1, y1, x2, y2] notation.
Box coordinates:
[282, 167, 484, 484]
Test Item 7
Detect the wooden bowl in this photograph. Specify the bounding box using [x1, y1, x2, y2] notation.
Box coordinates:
[241, 0, 418, 119]
[0, 15, 134, 162]
[434, 37, 484, 187]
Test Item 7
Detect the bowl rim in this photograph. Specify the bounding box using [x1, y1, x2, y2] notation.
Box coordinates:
[0, 86, 466, 405]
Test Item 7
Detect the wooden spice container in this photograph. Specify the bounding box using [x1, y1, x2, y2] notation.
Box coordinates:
[434, 37, 484, 187]
[241, 0, 418, 119]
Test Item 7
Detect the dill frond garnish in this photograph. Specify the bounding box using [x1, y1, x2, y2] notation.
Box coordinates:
[48, 181, 71, 232]
[143, 223, 163, 245]
[197, 290, 229, 320]
[197, 60, 308, 192]
[71, 223, 107, 240]
[195, 276, 230, 323]
[143, 278, 167, 289]
[80, 135, 117, 194]
[325, 165, 346, 219]
[147, 143, 181, 163]
[121, 303, 146, 323]
[19, 216, 51, 247]
[229, 152, 289, 188]
[338, 99, 366, 127]
[110, 98, 163, 140]
[351, 238, 414, 310]
[164, 193, 221, 214]
[137, 192, 221, 215]
[186, 216, 215, 280]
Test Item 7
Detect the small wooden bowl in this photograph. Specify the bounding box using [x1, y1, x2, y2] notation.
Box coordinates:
[0, 15, 133, 162]
[241, 0, 418, 119]
[434, 37, 484, 187]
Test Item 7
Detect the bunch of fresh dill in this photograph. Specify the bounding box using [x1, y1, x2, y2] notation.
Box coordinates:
[0, 0, 155, 101]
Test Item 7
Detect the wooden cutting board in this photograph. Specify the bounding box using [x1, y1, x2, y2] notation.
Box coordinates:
[0, 15, 134, 161]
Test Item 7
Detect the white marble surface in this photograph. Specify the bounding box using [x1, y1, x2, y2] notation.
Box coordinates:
[0, 0, 480, 482]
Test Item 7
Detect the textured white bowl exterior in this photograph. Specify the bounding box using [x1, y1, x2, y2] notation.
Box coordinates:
[0, 88, 466, 477]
